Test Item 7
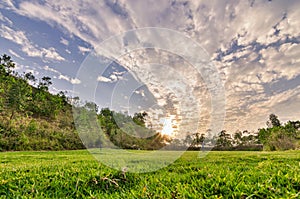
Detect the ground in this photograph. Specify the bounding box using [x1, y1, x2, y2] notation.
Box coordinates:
[0, 150, 300, 198]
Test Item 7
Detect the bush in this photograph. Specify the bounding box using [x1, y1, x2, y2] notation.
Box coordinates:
[268, 133, 297, 151]
[258, 118, 300, 151]
[26, 120, 38, 135]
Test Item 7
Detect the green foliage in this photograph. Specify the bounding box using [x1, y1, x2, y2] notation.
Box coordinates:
[96, 108, 165, 150]
[267, 113, 281, 127]
[191, 133, 205, 147]
[73, 104, 166, 150]
[1, 54, 299, 152]
[0, 54, 84, 151]
[0, 54, 68, 120]
[215, 130, 232, 148]
[208, 114, 300, 151]
[132, 111, 148, 127]
[38, 76, 52, 91]
[0, 150, 300, 198]
[258, 115, 300, 151]
[6, 77, 32, 120]
[0, 54, 15, 76]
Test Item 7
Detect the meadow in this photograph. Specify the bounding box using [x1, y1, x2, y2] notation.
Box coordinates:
[0, 150, 300, 198]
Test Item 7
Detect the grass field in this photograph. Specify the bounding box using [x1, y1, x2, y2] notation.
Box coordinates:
[1, 150, 300, 198]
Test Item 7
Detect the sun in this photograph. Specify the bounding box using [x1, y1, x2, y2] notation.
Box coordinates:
[161, 118, 173, 136]
[161, 115, 178, 136]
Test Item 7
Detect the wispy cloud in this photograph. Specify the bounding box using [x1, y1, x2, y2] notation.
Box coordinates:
[43, 65, 61, 74]
[97, 70, 126, 83]
[43, 65, 81, 85]
[97, 75, 112, 83]
[0, 24, 65, 62]
[60, 37, 69, 46]
[78, 46, 91, 54]
[2, 0, 300, 132]
[8, 49, 24, 60]
[0, 11, 13, 25]
[0, 0, 15, 10]
[58, 74, 81, 85]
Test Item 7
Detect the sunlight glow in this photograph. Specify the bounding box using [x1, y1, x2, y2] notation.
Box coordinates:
[161, 115, 178, 136]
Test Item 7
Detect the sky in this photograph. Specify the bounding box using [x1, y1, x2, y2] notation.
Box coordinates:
[0, 0, 299, 136]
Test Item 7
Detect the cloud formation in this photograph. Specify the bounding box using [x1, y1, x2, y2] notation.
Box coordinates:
[0, 24, 65, 61]
[43, 65, 81, 85]
[1, 0, 300, 133]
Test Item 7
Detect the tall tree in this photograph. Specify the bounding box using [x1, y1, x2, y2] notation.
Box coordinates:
[192, 132, 205, 147]
[133, 111, 148, 127]
[267, 114, 281, 127]
[233, 131, 242, 145]
[38, 76, 52, 91]
[216, 130, 232, 148]
[6, 77, 32, 123]
[0, 54, 15, 76]
[0, 54, 16, 112]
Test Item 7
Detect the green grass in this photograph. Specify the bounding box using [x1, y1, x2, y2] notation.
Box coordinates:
[0, 150, 300, 198]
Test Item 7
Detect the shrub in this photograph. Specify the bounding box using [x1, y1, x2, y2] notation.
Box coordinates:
[26, 120, 38, 135]
[268, 133, 297, 151]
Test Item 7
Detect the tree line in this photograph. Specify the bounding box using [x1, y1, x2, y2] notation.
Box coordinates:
[0, 54, 168, 151]
[176, 114, 300, 151]
[73, 105, 169, 150]
[0, 54, 299, 151]
[73, 103, 300, 151]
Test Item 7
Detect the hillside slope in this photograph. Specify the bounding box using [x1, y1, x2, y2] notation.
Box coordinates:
[0, 54, 168, 151]
[0, 54, 85, 151]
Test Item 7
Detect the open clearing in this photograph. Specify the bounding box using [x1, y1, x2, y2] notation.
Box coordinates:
[1, 150, 300, 198]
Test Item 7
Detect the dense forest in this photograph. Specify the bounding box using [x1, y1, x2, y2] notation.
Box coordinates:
[0, 54, 299, 152]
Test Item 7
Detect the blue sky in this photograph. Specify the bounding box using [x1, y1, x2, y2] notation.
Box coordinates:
[0, 0, 300, 135]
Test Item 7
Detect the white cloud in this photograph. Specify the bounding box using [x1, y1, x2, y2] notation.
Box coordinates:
[134, 90, 145, 97]
[0, 0, 15, 10]
[260, 45, 300, 81]
[78, 46, 91, 54]
[66, 49, 71, 54]
[0, 24, 65, 61]
[44, 65, 79, 86]
[43, 65, 61, 74]
[5, 0, 300, 133]
[0, 24, 28, 45]
[97, 70, 125, 83]
[97, 75, 112, 83]
[58, 74, 81, 84]
[8, 49, 24, 60]
[0, 12, 4, 21]
[43, 47, 65, 61]
[0, 12, 13, 25]
[70, 78, 81, 85]
[60, 37, 69, 46]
